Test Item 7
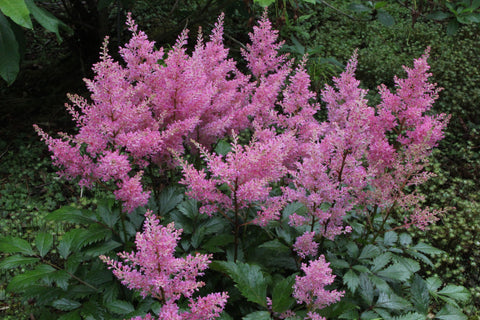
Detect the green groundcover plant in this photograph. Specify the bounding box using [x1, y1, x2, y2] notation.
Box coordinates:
[1, 9, 472, 320]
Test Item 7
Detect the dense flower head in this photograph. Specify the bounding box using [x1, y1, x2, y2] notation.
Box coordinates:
[100, 211, 228, 319]
[293, 255, 344, 311]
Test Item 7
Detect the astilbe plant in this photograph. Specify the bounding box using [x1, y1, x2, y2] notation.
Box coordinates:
[32, 9, 455, 319]
[100, 210, 228, 319]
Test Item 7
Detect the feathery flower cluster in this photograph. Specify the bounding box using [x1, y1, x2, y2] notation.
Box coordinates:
[100, 211, 228, 319]
[293, 255, 344, 318]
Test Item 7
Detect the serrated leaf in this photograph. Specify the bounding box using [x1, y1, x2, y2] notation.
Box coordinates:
[83, 240, 121, 258]
[202, 234, 234, 252]
[0, 13, 19, 85]
[0, 0, 32, 28]
[371, 253, 392, 273]
[376, 292, 411, 310]
[406, 249, 434, 267]
[329, 257, 350, 269]
[343, 269, 360, 293]
[411, 274, 429, 314]
[377, 263, 412, 282]
[435, 304, 467, 320]
[259, 239, 290, 253]
[49, 269, 70, 290]
[0, 236, 35, 255]
[392, 312, 424, 320]
[352, 265, 370, 273]
[7, 264, 56, 291]
[348, 3, 370, 13]
[211, 261, 268, 307]
[46, 206, 97, 224]
[394, 256, 420, 274]
[282, 202, 307, 219]
[272, 275, 296, 313]
[158, 187, 184, 216]
[346, 242, 359, 258]
[215, 139, 232, 156]
[97, 200, 119, 228]
[427, 11, 452, 21]
[369, 274, 390, 292]
[383, 231, 398, 246]
[52, 298, 82, 311]
[0, 255, 39, 269]
[426, 276, 442, 292]
[360, 310, 380, 319]
[411, 242, 444, 255]
[105, 300, 135, 315]
[243, 311, 272, 320]
[35, 232, 53, 257]
[437, 284, 471, 303]
[359, 273, 374, 305]
[359, 244, 380, 260]
[399, 233, 412, 247]
[446, 19, 459, 35]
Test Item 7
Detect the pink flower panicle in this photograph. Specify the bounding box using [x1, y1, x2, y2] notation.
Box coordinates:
[100, 210, 228, 319]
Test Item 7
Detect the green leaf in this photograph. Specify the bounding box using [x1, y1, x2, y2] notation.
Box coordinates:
[211, 261, 268, 307]
[394, 256, 420, 274]
[426, 276, 443, 293]
[158, 187, 184, 216]
[259, 239, 290, 253]
[58, 310, 81, 320]
[446, 19, 459, 35]
[427, 11, 452, 21]
[215, 139, 232, 156]
[359, 244, 380, 260]
[346, 242, 359, 258]
[0, 0, 32, 28]
[383, 231, 397, 246]
[328, 257, 350, 269]
[359, 273, 374, 305]
[105, 300, 135, 315]
[406, 249, 434, 267]
[411, 274, 429, 314]
[343, 269, 360, 293]
[371, 253, 392, 273]
[0, 236, 35, 255]
[282, 202, 307, 219]
[399, 233, 412, 247]
[392, 312, 424, 320]
[97, 200, 119, 228]
[348, 3, 370, 13]
[46, 206, 97, 224]
[377, 263, 412, 282]
[411, 242, 444, 255]
[7, 264, 56, 291]
[377, 10, 395, 26]
[83, 240, 121, 258]
[376, 292, 411, 310]
[253, 0, 275, 7]
[272, 275, 296, 313]
[24, 0, 71, 41]
[437, 284, 471, 303]
[435, 304, 467, 320]
[0, 255, 39, 269]
[49, 269, 70, 290]
[35, 232, 53, 257]
[202, 234, 234, 252]
[52, 298, 82, 311]
[242, 311, 272, 320]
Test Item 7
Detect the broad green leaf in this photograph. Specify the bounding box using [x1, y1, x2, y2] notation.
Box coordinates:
[374, 1, 387, 9]
[24, 0, 70, 41]
[97, 200, 119, 228]
[371, 253, 392, 273]
[426, 276, 442, 292]
[254, 0, 275, 7]
[437, 284, 471, 303]
[58, 310, 81, 320]
[202, 234, 234, 252]
[343, 269, 360, 293]
[328, 257, 350, 269]
[446, 19, 459, 35]
[0, 236, 35, 255]
[394, 256, 420, 274]
[376, 292, 411, 310]
[427, 11, 452, 21]
[218, 312, 234, 320]
[46, 206, 97, 224]
[0, 255, 39, 269]
[360, 310, 381, 320]
[215, 139, 232, 156]
[0, 0, 32, 28]
[383, 231, 398, 246]
[7, 264, 56, 291]
[435, 304, 467, 320]
[282, 202, 307, 219]
[359, 273, 374, 305]
[352, 265, 370, 273]
[348, 3, 370, 13]
[392, 312, 424, 320]
[49, 269, 70, 290]
[259, 239, 290, 253]
[35, 232, 53, 257]
[359, 244, 380, 260]
[158, 187, 184, 216]
[369, 274, 390, 292]
[346, 242, 359, 258]
[377, 263, 412, 282]
[272, 275, 296, 313]
[411, 242, 444, 255]
[411, 274, 429, 314]
[242, 311, 272, 320]
[211, 261, 268, 307]
[83, 240, 121, 258]
[52, 298, 82, 311]
[377, 10, 395, 26]
[105, 300, 135, 315]
[399, 233, 412, 247]
[406, 249, 434, 267]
